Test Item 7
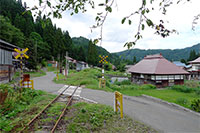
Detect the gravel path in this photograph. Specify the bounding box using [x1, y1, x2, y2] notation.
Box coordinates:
[33, 72, 64, 94]
[33, 72, 200, 133]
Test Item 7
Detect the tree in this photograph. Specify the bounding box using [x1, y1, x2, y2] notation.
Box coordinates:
[133, 56, 137, 64]
[188, 50, 198, 61]
[31, 0, 200, 48]
[180, 58, 187, 65]
[88, 40, 97, 65]
[0, 15, 25, 47]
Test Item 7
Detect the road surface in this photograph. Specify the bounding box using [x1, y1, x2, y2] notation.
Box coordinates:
[33, 72, 200, 133]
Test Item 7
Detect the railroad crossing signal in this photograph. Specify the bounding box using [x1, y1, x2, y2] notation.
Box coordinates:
[99, 55, 108, 64]
[14, 48, 29, 59]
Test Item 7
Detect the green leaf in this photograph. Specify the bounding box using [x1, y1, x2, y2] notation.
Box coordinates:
[142, 24, 145, 30]
[128, 20, 131, 25]
[99, 3, 104, 6]
[106, 0, 109, 4]
[121, 18, 126, 24]
[47, 1, 51, 7]
[75, 7, 78, 13]
[143, 0, 146, 6]
[146, 19, 153, 27]
[106, 6, 112, 13]
[142, 10, 145, 15]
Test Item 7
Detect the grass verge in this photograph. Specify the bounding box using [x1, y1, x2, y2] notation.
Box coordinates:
[25, 69, 46, 78]
[0, 87, 56, 132]
[64, 102, 157, 133]
[53, 68, 200, 112]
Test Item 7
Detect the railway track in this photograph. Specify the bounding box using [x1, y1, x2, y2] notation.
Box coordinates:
[20, 85, 80, 133]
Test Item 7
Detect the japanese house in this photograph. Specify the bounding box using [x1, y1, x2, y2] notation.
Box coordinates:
[0, 39, 18, 82]
[128, 54, 189, 87]
[188, 57, 200, 80]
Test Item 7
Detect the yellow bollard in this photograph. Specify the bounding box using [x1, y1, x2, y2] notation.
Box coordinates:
[115, 91, 123, 118]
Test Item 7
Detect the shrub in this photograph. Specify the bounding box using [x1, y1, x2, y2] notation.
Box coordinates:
[195, 90, 200, 96]
[176, 98, 188, 105]
[171, 85, 194, 93]
[139, 84, 156, 90]
[0, 84, 11, 92]
[191, 99, 200, 112]
[41, 59, 47, 67]
[120, 80, 132, 85]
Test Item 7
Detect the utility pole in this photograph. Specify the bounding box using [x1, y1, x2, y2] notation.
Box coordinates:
[65, 52, 69, 78]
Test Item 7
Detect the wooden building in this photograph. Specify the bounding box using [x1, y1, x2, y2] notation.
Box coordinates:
[188, 57, 200, 80]
[0, 39, 18, 82]
[128, 54, 189, 87]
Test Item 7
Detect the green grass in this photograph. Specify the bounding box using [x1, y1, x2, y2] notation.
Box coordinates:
[120, 89, 199, 108]
[47, 66, 57, 72]
[0, 86, 56, 132]
[54, 68, 200, 111]
[25, 70, 46, 78]
[64, 102, 156, 133]
[54, 68, 113, 92]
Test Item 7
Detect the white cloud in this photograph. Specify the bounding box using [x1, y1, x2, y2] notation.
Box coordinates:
[23, 0, 200, 53]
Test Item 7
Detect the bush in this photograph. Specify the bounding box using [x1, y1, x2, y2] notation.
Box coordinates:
[195, 90, 200, 96]
[171, 85, 194, 93]
[120, 80, 132, 85]
[191, 99, 200, 112]
[0, 84, 11, 92]
[139, 84, 156, 90]
[41, 59, 47, 67]
[176, 98, 188, 105]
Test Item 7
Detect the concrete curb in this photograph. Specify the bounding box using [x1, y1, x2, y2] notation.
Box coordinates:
[79, 96, 98, 104]
[141, 94, 200, 117]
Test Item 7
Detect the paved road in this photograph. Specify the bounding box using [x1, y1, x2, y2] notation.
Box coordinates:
[33, 72, 200, 133]
[81, 88, 200, 133]
[33, 72, 64, 94]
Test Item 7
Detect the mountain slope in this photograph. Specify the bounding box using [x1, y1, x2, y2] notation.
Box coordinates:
[72, 36, 119, 64]
[112, 43, 200, 61]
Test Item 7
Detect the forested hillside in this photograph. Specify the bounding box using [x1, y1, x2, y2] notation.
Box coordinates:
[0, 0, 121, 69]
[113, 43, 200, 62]
[72, 37, 119, 64]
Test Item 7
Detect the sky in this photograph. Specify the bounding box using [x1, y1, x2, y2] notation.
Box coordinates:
[23, 0, 200, 53]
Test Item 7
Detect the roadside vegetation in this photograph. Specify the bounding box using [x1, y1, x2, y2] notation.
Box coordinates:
[0, 83, 156, 132]
[54, 68, 200, 112]
[24, 69, 46, 78]
[64, 102, 156, 133]
[0, 84, 56, 132]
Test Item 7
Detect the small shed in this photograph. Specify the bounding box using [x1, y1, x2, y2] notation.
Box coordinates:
[0, 39, 18, 82]
[128, 54, 189, 87]
[76, 61, 89, 71]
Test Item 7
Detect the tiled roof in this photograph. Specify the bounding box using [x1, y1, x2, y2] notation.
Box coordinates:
[189, 57, 200, 64]
[128, 54, 189, 75]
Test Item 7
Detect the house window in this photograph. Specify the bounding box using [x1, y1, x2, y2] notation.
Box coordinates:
[162, 75, 168, 80]
[175, 75, 180, 79]
[156, 76, 162, 80]
[151, 75, 155, 80]
[169, 75, 174, 79]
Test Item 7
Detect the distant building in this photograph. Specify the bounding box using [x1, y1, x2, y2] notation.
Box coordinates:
[76, 61, 89, 71]
[188, 57, 200, 80]
[0, 39, 18, 82]
[125, 65, 134, 73]
[128, 54, 189, 87]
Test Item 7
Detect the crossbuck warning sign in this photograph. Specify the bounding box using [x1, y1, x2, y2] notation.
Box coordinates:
[114, 91, 123, 118]
[14, 48, 29, 59]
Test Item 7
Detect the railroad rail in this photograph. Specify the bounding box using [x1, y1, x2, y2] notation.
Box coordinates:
[20, 85, 80, 133]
